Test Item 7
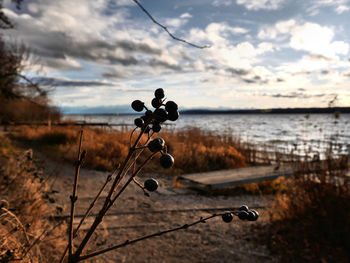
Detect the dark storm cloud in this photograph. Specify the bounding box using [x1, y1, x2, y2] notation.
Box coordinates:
[32, 77, 113, 87]
[5, 16, 163, 69]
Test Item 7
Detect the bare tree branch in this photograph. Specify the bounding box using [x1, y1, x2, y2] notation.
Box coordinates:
[132, 0, 210, 49]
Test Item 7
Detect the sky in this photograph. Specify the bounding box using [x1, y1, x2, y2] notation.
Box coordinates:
[2, 0, 350, 112]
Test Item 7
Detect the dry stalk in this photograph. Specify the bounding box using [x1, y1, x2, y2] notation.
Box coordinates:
[68, 128, 85, 258]
[78, 211, 237, 261]
[69, 123, 151, 262]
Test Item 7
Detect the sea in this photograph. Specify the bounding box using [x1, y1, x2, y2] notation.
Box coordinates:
[63, 113, 350, 157]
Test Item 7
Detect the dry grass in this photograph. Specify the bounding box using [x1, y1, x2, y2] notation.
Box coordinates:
[10, 126, 247, 174]
[255, 154, 350, 262]
[0, 134, 66, 262]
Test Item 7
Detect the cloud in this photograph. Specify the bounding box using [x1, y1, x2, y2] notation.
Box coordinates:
[31, 77, 113, 87]
[306, 0, 350, 16]
[258, 19, 349, 59]
[267, 92, 327, 99]
[212, 0, 232, 7]
[236, 0, 287, 10]
[101, 67, 133, 80]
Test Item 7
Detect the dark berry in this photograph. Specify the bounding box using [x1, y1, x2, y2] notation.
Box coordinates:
[239, 205, 249, 212]
[154, 108, 168, 122]
[6, 250, 12, 257]
[222, 212, 233, 223]
[247, 210, 257, 221]
[160, 153, 174, 169]
[165, 101, 178, 112]
[148, 138, 165, 152]
[249, 210, 259, 221]
[151, 98, 162, 108]
[167, 110, 179, 121]
[131, 100, 144, 112]
[154, 88, 165, 99]
[144, 178, 158, 192]
[145, 110, 153, 117]
[238, 211, 249, 220]
[152, 122, 162, 133]
[134, 118, 144, 128]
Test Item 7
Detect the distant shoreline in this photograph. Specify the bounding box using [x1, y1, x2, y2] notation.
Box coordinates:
[63, 107, 350, 116]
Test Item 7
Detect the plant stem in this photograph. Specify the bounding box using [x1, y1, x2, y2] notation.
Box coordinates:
[71, 125, 149, 261]
[68, 128, 84, 258]
[77, 213, 221, 261]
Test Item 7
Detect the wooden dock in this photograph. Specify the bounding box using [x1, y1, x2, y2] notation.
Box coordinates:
[178, 163, 296, 190]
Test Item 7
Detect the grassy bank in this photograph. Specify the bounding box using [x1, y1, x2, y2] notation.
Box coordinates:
[0, 134, 66, 262]
[9, 125, 247, 174]
[255, 154, 350, 262]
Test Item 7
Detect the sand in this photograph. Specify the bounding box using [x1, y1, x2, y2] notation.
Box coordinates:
[36, 153, 278, 263]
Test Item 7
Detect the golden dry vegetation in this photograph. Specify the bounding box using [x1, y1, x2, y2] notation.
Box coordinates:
[10, 125, 247, 174]
[0, 134, 66, 262]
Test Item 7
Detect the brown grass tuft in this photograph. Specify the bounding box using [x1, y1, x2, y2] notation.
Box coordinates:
[255, 154, 350, 262]
[10, 126, 247, 174]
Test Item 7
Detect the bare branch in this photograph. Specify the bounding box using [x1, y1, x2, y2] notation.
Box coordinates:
[132, 0, 210, 49]
[78, 213, 227, 261]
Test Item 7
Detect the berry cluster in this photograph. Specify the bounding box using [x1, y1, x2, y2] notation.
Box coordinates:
[131, 89, 177, 193]
[237, 205, 259, 221]
[131, 88, 179, 133]
[221, 205, 259, 223]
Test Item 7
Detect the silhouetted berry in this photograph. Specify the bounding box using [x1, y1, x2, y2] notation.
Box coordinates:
[165, 101, 178, 112]
[144, 178, 158, 192]
[222, 212, 233, 223]
[249, 210, 259, 221]
[145, 110, 153, 117]
[247, 210, 257, 221]
[239, 205, 249, 212]
[238, 211, 249, 220]
[148, 138, 165, 152]
[160, 153, 174, 168]
[134, 118, 144, 128]
[151, 98, 162, 108]
[154, 108, 168, 122]
[154, 88, 165, 99]
[167, 110, 179, 121]
[131, 100, 144, 112]
[6, 250, 12, 257]
[152, 122, 162, 133]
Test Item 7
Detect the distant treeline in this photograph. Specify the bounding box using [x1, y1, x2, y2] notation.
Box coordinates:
[181, 107, 350, 115]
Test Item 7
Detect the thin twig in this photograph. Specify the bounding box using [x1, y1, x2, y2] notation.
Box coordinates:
[132, 0, 210, 49]
[59, 173, 114, 263]
[22, 222, 63, 258]
[68, 129, 85, 258]
[132, 177, 150, 197]
[78, 213, 226, 261]
[108, 152, 157, 210]
[71, 123, 150, 260]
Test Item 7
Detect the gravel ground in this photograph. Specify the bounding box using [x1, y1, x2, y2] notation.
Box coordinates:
[37, 154, 278, 263]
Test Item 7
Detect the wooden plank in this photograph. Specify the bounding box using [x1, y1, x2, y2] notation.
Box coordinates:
[178, 164, 296, 189]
